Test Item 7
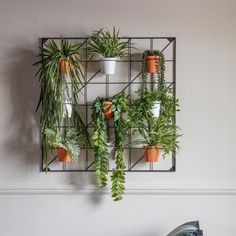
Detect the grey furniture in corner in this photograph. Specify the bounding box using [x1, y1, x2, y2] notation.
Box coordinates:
[167, 221, 203, 236]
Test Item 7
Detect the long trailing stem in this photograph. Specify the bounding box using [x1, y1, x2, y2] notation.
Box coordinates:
[92, 93, 129, 201]
[110, 92, 129, 201]
[92, 97, 109, 188]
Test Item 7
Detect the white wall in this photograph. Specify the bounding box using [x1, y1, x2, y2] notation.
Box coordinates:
[0, 0, 235, 235]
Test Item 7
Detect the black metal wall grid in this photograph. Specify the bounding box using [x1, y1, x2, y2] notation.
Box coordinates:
[40, 37, 176, 172]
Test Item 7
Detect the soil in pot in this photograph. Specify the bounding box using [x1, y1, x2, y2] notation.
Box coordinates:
[146, 56, 159, 74]
[57, 148, 71, 162]
[103, 101, 114, 119]
[144, 146, 160, 162]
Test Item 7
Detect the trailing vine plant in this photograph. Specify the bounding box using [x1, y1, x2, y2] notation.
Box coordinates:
[141, 50, 165, 92]
[92, 92, 129, 201]
[92, 97, 109, 188]
[132, 50, 166, 125]
[110, 93, 129, 201]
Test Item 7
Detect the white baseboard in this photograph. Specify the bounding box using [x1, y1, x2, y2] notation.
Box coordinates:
[0, 183, 235, 195]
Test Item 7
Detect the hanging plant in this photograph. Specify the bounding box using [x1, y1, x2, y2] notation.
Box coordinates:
[87, 27, 134, 75]
[141, 50, 165, 90]
[92, 97, 109, 188]
[34, 38, 90, 169]
[110, 92, 129, 201]
[92, 92, 129, 201]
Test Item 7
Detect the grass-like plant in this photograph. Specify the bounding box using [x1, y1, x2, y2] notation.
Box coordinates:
[87, 27, 131, 58]
[44, 128, 81, 162]
[34, 38, 90, 168]
[34, 38, 84, 130]
[132, 116, 179, 157]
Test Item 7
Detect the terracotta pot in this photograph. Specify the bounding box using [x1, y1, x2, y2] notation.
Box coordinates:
[103, 101, 114, 119]
[59, 59, 68, 74]
[57, 148, 71, 162]
[144, 146, 160, 162]
[146, 55, 159, 74]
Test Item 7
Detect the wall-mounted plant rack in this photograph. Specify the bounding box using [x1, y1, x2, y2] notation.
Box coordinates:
[40, 36, 176, 172]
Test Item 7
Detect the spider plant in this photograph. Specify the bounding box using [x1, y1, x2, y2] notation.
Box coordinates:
[87, 27, 133, 74]
[134, 116, 179, 155]
[130, 114, 179, 162]
[34, 38, 90, 168]
[87, 27, 130, 58]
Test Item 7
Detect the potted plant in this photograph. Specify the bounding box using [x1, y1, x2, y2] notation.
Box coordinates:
[133, 116, 179, 162]
[142, 50, 165, 88]
[144, 50, 161, 74]
[92, 92, 130, 201]
[34, 38, 90, 169]
[87, 27, 132, 75]
[44, 128, 81, 162]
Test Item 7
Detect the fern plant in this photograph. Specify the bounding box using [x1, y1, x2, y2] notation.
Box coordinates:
[44, 128, 81, 162]
[87, 27, 131, 58]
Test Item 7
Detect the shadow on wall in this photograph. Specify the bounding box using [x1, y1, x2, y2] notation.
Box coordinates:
[69, 172, 105, 205]
[1, 41, 100, 194]
[2, 46, 40, 172]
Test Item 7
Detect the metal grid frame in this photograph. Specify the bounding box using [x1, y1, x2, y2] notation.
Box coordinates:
[40, 36, 176, 172]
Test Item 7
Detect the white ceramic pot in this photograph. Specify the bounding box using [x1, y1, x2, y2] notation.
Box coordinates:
[65, 101, 72, 118]
[151, 102, 161, 118]
[62, 75, 73, 118]
[100, 57, 117, 75]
